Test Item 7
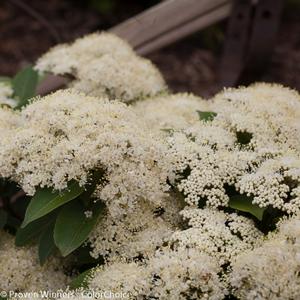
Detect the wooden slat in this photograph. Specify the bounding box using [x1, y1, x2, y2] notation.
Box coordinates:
[111, 0, 231, 49]
[137, 2, 231, 55]
[218, 0, 252, 86]
[36, 74, 69, 95]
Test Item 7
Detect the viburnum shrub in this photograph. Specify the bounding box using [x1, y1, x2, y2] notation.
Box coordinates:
[0, 32, 300, 300]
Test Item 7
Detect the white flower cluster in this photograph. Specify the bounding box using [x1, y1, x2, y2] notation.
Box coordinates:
[35, 32, 167, 102]
[166, 84, 300, 214]
[0, 230, 69, 293]
[211, 83, 300, 152]
[1, 29, 300, 298]
[88, 198, 180, 261]
[132, 93, 210, 132]
[81, 83, 300, 298]
[0, 82, 17, 108]
[171, 208, 263, 266]
[230, 213, 300, 299]
[89, 248, 227, 300]
[0, 90, 170, 216]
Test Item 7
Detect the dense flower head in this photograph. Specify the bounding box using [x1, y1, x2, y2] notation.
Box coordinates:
[211, 83, 300, 152]
[132, 93, 209, 132]
[35, 32, 167, 102]
[0, 90, 170, 216]
[89, 197, 181, 261]
[146, 248, 227, 300]
[171, 208, 263, 266]
[166, 84, 300, 214]
[89, 248, 227, 300]
[71, 54, 167, 102]
[230, 213, 300, 299]
[35, 32, 134, 75]
[88, 261, 149, 299]
[0, 230, 69, 293]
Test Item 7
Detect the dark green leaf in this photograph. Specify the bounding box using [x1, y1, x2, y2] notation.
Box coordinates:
[0, 210, 8, 229]
[236, 131, 253, 145]
[197, 110, 217, 122]
[69, 268, 94, 289]
[12, 66, 38, 109]
[260, 207, 284, 233]
[229, 195, 265, 221]
[22, 181, 84, 228]
[38, 222, 56, 265]
[73, 245, 101, 266]
[79, 169, 105, 206]
[16, 212, 56, 246]
[54, 200, 104, 256]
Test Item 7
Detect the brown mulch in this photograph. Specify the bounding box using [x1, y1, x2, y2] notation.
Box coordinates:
[0, 0, 299, 98]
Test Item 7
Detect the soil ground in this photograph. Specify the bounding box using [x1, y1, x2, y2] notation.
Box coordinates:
[0, 0, 299, 98]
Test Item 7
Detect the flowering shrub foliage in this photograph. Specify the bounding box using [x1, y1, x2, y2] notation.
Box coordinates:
[0, 32, 300, 300]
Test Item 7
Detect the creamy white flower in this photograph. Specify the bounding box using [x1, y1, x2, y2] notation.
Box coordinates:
[89, 248, 227, 300]
[89, 197, 181, 261]
[35, 32, 167, 102]
[230, 213, 300, 300]
[132, 93, 209, 132]
[147, 248, 227, 300]
[89, 261, 149, 299]
[72, 54, 167, 102]
[171, 208, 263, 266]
[0, 231, 69, 293]
[211, 83, 300, 152]
[35, 32, 134, 75]
[168, 84, 300, 214]
[0, 90, 170, 217]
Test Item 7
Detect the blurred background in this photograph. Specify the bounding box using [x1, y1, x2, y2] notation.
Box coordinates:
[0, 0, 299, 97]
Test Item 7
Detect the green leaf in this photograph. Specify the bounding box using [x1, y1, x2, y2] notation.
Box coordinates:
[236, 131, 253, 145]
[12, 66, 38, 109]
[54, 200, 104, 256]
[79, 169, 105, 206]
[72, 245, 100, 266]
[38, 222, 56, 265]
[16, 213, 56, 246]
[0, 210, 8, 229]
[197, 110, 217, 122]
[69, 268, 94, 289]
[229, 195, 265, 221]
[22, 181, 84, 228]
